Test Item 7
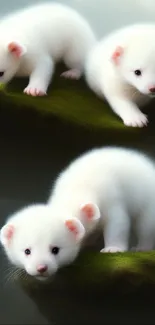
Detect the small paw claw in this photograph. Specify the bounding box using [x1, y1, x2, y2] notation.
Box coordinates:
[24, 87, 47, 97]
[100, 246, 124, 253]
[60, 69, 81, 80]
[123, 112, 148, 128]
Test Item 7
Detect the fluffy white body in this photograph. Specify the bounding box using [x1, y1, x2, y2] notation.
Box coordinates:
[85, 23, 155, 127]
[48, 146, 155, 252]
[0, 2, 96, 96]
[1, 146, 155, 280]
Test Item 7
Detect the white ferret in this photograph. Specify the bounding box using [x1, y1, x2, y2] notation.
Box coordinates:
[1, 146, 155, 281]
[0, 2, 96, 96]
[85, 23, 155, 127]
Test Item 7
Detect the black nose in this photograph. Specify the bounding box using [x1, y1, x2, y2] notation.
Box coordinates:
[149, 87, 155, 93]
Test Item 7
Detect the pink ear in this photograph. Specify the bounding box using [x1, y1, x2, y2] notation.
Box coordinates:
[80, 203, 100, 222]
[65, 218, 85, 241]
[0, 224, 14, 246]
[111, 46, 124, 65]
[7, 42, 26, 58]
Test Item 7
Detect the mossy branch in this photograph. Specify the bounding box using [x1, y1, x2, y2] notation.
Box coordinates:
[60, 251, 155, 288]
[19, 251, 155, 293]
[0, 67, 140, 133]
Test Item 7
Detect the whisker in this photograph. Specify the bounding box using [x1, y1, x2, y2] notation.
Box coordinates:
[4, 266, 26, 286]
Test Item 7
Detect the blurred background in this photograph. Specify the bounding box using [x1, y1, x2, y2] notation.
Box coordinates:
[1, 0, 155, 36]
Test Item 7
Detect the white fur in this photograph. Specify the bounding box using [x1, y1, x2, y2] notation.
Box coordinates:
[0, 204, 85, 281]
[85, 23, 155, 127]
[0, 2, 96, 96]
[48, 147, 155, 252]
[1, 147, 155, 280]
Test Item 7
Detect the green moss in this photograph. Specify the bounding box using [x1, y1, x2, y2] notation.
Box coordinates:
[0, 70, 141, 134]
[18, 251, 155, 292]
[0, 83, 6, 91]
[64, 251, 155, 285]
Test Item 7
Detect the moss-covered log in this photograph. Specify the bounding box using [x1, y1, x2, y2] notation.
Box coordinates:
[16, 251, 155, 324]
[65, 251, 155, 288]
[18, 251, 155, 293]
[0, 64, 142, 134]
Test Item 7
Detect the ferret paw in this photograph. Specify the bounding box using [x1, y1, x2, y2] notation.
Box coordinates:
[100, 246, 124, 253]
[24, 86, 47, 97]
[123, 112, 148, 128]
[60, 69, 81, 80]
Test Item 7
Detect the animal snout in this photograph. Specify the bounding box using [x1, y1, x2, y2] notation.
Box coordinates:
[37, 264, 48, 274]
[149, 87, 155, 93]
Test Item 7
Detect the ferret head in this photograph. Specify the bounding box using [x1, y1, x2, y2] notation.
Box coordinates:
[0, 41, 26, 84]
[0, 203, 100, 281]
[111, 34, 155, 96]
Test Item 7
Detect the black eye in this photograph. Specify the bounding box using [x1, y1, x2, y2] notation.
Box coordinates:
[24, 248, 31, 255]
[51, 247, 60, 255]
[134, 70, 142, 76]
[0, 71, 4, 77]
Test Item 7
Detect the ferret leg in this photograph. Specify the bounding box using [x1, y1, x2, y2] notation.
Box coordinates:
[24, 55, 54, 96]
[61, 49, 83, 80]
[104, 91, 148, 127]
[60, 68, 82, 80]
[101, 204, 130, 253]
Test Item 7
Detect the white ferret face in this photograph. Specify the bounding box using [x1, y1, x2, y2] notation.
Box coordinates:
[112, 37, 155, 96]
[0, 41, 26, 84]
[0, 204, 88, 281]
